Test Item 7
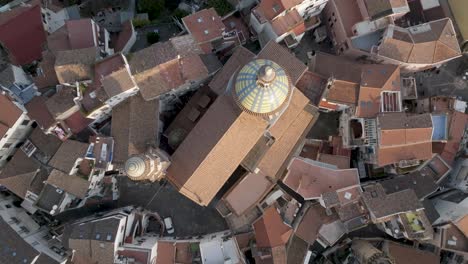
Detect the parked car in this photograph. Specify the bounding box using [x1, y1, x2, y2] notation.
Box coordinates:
[164, 217, 175, 234]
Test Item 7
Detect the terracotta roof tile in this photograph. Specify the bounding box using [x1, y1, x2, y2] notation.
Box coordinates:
[0, 93, 23, 137]
[362, 184, 423, 220]
[440, 111, 468, 165]
[379, 38, 413, 62]
[378, 19, 461, 64]
[130, 36, 209, 101]
[167, 94, 268, 206]
[295, 203, 338, 244]
[224, 171, 273, 216]
[454, 215, 468, 238]
[378, 113, 433, 147]
[48, 140, 89, 173]
[283, 157, 360, 199]
[386, 241, 439, 264]
[0, 151, 40, 198]
[54, 47, 99, 84]
[441, 223, 468, 253]
[63, 111, 93, 134]
[209, 46, 255, 95]
[66, 19, 96, 49]
[0, 218, 41, 263]
[309, 52, 362, 83]
[331, 0, 364, 37]
[253, 206, 292, 248]
[380, 171, 438, 199]
[33, 51, 59, 90]
[156, 242, 176, 263]
[255, 0, 302, 21]
[94, 53, 127, 86]
[271, 9, 304, 36]
[257, 41, 307, 85]
[182, 8, 225, 44]
[295, 71, 327, 106]
[47, 25, 70, 52]
[111, 93, 159, 164]
[364, 0, 409, 19]
[46, 169, 89, 198]
[129, 35, 201, 74]
[102, 68, 136, 98]
[0, 1, 46, 65]
[222, 90, 315, 215]
[28, 127, 62, 160]
[113, 20, 134, 52]
[45, 87, 79, 119]
[259, 102, 315, 179]
[378, 141, 433, 166]
[25, 96, 55, 130]
[326, 80, 359, 105]
[317, 154, 350, 169]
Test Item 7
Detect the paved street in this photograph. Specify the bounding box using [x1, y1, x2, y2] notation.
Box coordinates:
[413, 55, 468, 100]
[116, 177, 227, 237]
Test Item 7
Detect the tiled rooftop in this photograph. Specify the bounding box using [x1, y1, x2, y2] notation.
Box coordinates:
[283, 157, 360, 199]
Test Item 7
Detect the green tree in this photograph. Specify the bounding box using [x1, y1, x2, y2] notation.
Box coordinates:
[173, 8, 190, 21]
[138, 0, 165, 20]
[207, 0, 233, 16]
[146, 32, 160, 44]
[132, 18, 151, 28]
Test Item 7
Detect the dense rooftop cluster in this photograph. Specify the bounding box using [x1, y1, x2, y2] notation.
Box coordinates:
[0, 0, 466, 263]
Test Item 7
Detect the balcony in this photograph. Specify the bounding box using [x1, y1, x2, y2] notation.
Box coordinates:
[401, 77, 417, 100]
[304, 15, 320, 31]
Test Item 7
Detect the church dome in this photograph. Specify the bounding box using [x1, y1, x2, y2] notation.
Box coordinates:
[233, 59, 291, 116]
[124, 156, 147, 179]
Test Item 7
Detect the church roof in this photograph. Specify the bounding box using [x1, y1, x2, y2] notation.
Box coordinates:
[233, 59, 291, 116]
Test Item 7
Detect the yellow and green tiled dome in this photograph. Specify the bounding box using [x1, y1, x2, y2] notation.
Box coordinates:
[233, 59, 291, 116]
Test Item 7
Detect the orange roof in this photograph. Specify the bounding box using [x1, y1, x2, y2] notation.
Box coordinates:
[386, 241, 439, 264]
[319, 100, 339, 110]
[222, 89, 314, 215]
[317, 154, 350, 169]
[332, 0, 364, 38]
[156, 242, 176, 263]
[454, 215, 468, 238]
[209, 46, 255, 95]
[257, 41, 307, 85]
[253, 206, 293, 248]
[271, 9, 304, 36]
[377, 141, 433, 166]
[363, 0, 409, 19]
[378, 18, 461, 64]
[326, 80, 359, 105]
[441, 111, 468, 165]
[283, 157, 360, 199]
[254, 0, 302, 21]
[224, 170, 273, 216]
[295, 203, 338, 244]
[377, 113, 434, 166]
[182, 8, 225, 43]
[166, 94, 268, 206]
[378, 113, 433, 147]
[356, 64, 401, 118]
[222, 88, 314, 215]
[0, 93, 23, 137]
